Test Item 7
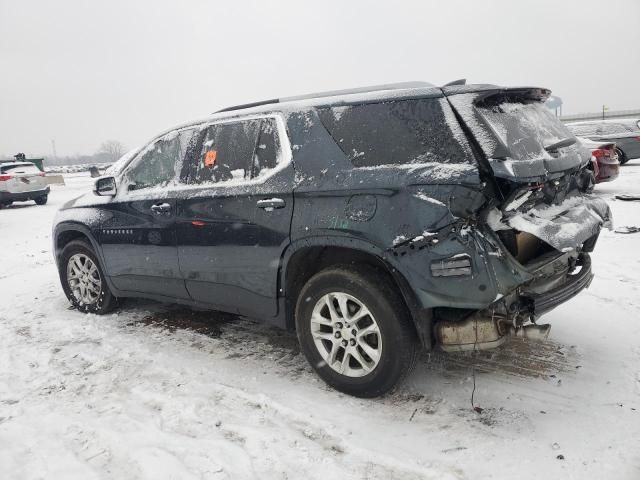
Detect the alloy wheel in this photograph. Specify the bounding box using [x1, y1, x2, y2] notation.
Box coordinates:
[67, 253, 102, 306]
[310, 292, 382, 377]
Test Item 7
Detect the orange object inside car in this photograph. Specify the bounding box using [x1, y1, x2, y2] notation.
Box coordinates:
[204, 150, 217, 167]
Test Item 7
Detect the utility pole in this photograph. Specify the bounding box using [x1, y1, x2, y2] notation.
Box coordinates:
[51, 139, 57, 159]
[602, 105, 608, 120]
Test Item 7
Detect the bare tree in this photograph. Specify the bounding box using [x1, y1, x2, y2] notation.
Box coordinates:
[97, 140, 126, 162]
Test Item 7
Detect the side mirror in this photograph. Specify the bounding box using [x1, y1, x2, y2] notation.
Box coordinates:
[94, 176, 117, 196]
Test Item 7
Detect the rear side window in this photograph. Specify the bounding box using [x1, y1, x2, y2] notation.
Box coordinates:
[478, 98, 575, 160]
[0, 164, 40, 174]
[318, 98, 474, 167]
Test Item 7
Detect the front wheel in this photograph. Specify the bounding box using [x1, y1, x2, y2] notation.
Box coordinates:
[295, 265, 419, 397]
[58, 239, 118, 314]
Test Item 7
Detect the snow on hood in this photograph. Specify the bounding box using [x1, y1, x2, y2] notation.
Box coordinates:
[504, 194, 612, 252]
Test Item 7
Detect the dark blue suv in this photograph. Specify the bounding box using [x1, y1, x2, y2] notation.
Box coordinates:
[53, 82, 610, 397]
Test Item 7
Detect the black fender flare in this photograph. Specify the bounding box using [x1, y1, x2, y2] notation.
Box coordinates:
[53, 222, 119, 295]
[279, 234, 432, 347]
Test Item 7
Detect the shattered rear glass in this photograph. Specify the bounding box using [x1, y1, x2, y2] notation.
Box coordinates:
[478, 99, 576, 161]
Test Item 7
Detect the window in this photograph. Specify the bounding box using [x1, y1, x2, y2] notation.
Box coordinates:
[1, 163, 41, 174]
[181, 118, 284, 185]
[251, 118, 282, 179]
[188, 120, 260, 185]
[317, 98, 474, 167]
[567, 124, 597, 137]
[478, 99, 576, 161]
[598, 123, 633, 135]
[125, 128, 196, 191]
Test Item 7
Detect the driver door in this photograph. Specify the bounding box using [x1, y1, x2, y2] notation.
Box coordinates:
[98, 129, 196, 299]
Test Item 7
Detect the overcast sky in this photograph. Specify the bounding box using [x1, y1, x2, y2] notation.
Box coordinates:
[1, 0, 639, 157]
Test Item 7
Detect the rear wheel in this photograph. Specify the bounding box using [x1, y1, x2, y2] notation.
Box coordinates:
[0, 201, 12, 209]
[35, 195, 48, 205]
[59, 240, 118, 314]
[295, 265, 419, 397]
[617, 148, 628, 165]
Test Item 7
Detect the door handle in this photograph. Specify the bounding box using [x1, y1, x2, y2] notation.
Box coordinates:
[150, 202, 172, 215]
[256, 198, 285, 210]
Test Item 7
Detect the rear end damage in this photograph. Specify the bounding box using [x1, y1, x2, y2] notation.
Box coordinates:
[430, 86, 612, 351]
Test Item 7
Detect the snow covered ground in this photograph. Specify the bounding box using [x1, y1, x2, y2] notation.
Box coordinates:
[1, 169, 639, 480]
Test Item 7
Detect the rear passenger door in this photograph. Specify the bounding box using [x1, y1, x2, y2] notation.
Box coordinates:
[176, 116, 294, 318]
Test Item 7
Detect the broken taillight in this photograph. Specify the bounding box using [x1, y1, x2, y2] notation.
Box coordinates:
[0, 174, 12, 181]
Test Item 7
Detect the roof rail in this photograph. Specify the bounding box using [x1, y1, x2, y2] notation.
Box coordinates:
[214, 81, 435, 114]
[216, 98, 279, 113]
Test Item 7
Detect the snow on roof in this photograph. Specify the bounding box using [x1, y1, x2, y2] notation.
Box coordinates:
[144, 82, 551, 154]
[0, 161, 34, 168]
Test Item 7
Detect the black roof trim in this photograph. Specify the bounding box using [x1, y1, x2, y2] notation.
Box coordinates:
[214, 81, 435, 114]
[442, 78, 466, 87]
[216, 98, 279, 113]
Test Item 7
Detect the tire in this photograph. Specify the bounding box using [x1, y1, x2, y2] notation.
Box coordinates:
[58, 239, 118, 314]
[35, 195, 48, 205]
[617, 148, 629, 165]
[295, 265, 419, 397]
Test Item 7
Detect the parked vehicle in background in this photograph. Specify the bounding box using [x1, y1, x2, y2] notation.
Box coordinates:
[578, 138, 619, 184]
[0, 162, 50, 207]
[566, 119, 640, 165]
[53, 82, 611, 397]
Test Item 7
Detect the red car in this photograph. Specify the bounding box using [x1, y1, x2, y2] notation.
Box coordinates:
[579, 138, 620, 184]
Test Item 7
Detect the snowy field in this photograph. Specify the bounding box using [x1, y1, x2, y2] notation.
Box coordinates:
[1, 169, 639, 480]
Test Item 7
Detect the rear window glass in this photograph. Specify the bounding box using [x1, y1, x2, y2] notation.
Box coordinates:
[567, 124, 597, 137]
[1, 164, 41, 174]
[478, 99, 576, 160]
[599, 123, 634, 135]
[317, 98, 474, 167]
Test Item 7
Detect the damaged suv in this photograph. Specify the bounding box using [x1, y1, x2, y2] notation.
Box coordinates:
[53, 81, 611, 397]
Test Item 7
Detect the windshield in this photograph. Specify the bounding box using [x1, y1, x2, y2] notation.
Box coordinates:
[478, 99, 576, 160]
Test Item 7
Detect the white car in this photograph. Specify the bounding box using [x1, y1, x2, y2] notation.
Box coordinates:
[0, 162, 50, 207]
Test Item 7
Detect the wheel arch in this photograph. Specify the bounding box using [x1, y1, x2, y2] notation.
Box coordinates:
[54, 223, 99, 260]
[615, 146, 628, 164]
[53, 223, 119, 294]
[280, 236, 432, 348]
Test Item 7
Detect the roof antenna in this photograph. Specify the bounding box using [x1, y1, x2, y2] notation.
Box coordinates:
[443, 79, 467, 87]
